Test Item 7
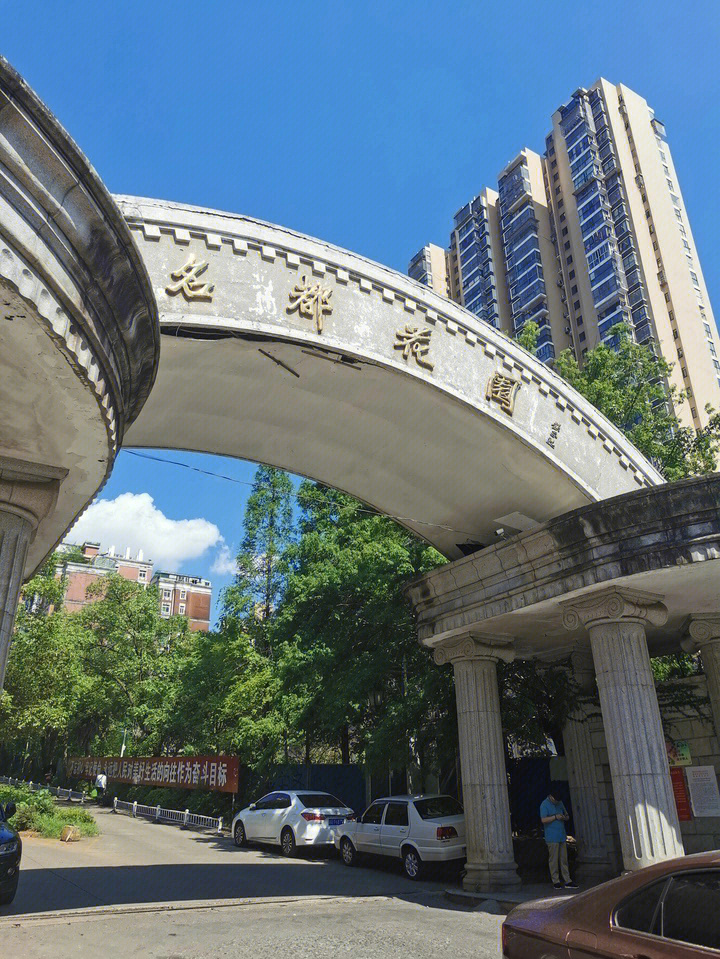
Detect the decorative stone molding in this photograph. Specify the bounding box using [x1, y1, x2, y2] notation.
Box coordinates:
[561, 587, 668, 632]
[433, 635, 515, 667]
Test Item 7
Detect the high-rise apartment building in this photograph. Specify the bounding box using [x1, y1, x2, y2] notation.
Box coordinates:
[407, 243, 449, 296]
[409, 79, 720, 428]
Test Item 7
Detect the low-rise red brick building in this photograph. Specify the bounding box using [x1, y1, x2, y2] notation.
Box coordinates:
[57, 542, 212, 631]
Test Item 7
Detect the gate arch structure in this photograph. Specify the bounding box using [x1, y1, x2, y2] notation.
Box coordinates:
[117, 195, 660, 560]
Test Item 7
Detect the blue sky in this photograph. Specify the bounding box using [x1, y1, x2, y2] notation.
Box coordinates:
[3, 0, 719, 623]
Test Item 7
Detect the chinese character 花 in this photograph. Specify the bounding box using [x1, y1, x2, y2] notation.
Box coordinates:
[394, 325, 434, 370]
[287, 275, 333, 333]
[166, 253, 215, 301]
[486, 372, 520, 415]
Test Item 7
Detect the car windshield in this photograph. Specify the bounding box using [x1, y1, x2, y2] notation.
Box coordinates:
[297, 793, 345, 808]
[413, 796, 463, 820]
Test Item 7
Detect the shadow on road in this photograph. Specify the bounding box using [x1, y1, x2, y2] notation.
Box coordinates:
[5, 832, 463, 916]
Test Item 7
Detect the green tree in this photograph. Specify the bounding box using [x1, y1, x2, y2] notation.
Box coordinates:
[554, 323, 720, 479]
[222, 466, 294, 657]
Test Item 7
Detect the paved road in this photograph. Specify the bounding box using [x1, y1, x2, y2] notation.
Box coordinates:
[0, 807, 505, 958]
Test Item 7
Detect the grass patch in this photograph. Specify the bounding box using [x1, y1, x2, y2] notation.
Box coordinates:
[0, 784, 98, 838]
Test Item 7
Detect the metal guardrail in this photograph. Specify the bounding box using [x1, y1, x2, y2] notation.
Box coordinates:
[1, 775, 223, 833]
[0, 775, 84, 803]
[113, 796, 223, 833]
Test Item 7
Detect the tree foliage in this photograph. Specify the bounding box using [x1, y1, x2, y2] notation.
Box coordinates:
[554, 324, 720, 479]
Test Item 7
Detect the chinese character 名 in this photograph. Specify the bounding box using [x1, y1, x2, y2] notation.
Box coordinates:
[393, 326, 434, 371]
[486, 372, 521, 416]
[166, 253, 215, 301]
[287, 275, 333, 333]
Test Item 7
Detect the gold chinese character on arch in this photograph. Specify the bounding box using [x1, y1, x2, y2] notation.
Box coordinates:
[486, 372, 520, 415]
[394, 325, 434, 371]
[287, 275, 333, 333]
[166, 253, 215, 300]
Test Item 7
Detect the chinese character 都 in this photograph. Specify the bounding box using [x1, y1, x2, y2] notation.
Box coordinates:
[287, 275, 333, 333]
[166, 253, 215, 301]
[393, 326, 434, 371]
[486, 372, 520, 416]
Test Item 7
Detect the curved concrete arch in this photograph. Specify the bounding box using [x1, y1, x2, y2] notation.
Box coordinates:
[118, 196, 662, 559]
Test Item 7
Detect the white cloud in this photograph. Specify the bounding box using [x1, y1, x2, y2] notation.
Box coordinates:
[211, 543, 238, 576]
[67, 492, 222, 570]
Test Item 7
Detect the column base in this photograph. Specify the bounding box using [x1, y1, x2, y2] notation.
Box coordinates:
[463, 859, 521, 893]
[575, 856, 617, 884]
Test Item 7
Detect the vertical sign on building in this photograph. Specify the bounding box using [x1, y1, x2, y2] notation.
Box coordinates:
[669, 767, 692, 822]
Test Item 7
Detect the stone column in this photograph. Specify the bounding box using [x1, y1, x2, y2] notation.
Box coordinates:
[685, 616, 720, 736]
[563, 648, 615, 880]
[561, 588, 684, 872]
[0, 475, 59, 687]
[434, 635, 520, 891]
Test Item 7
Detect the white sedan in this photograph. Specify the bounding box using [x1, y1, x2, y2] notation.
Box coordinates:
[335, 794, 466, 879]
[231, 790, 355, 857]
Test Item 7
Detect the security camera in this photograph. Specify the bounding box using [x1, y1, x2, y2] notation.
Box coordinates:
[495, 528, 506, 538]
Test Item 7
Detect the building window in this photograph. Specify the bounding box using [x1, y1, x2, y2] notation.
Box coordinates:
[179, 603, 186, 615]
[562, 227, 568, 237]
[579, 331, 586, 342]
[180, 589, 187, 600]
[551, 158, 557, 168]
[138, 570, 147, 582]
[566, 255, 573, 265]
[563, 241, 570, 251]
[163, 589, 171, 599]
[559, 213, 566, 223]
[555, 186, 561, 196]
[161, 603, 171, 615]
[553, 172, 559, 182]
[569, 270, 575, 280]
[558, 199, 564, 208]
[573, 300, 581, 310]
[571, 285, 578, 295]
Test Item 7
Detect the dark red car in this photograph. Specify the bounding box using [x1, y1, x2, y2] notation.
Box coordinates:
[502, 850, 720, 957]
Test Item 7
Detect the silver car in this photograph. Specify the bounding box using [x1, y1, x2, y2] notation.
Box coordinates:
[231, 790, 354, 857]
[335, 794, 466, 879]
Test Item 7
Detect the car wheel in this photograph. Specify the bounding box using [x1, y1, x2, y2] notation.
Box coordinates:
[402, 846, 423, 880]
[340, 837, 357, 866]
[281, 827, 296, 858]
[233, 821, 247, 847]
[0, 880, 18, 905]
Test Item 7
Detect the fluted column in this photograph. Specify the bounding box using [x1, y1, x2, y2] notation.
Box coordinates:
[685, 616, 720, 737]
[0, 476, 59, 688]
[562, 588, 683, 872]
[563, 649, 615, 880]
[434, 635, 520, 891]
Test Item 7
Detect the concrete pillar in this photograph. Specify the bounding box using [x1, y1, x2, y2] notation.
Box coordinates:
[563, 649, 616, 880]
[561, 588, 684, 872]
[0, 475, 59, 687]
[685, 616, 720, 736]
[434, 635, 520, 891]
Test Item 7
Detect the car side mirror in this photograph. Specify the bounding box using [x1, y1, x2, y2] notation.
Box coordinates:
[4, 802, 16, 819]
[249, 803, 257, 811]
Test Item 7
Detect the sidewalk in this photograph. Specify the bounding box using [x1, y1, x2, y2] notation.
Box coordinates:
[446, 881, 591, 914]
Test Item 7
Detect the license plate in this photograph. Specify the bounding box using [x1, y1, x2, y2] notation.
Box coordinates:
[329, 818, 344, 826]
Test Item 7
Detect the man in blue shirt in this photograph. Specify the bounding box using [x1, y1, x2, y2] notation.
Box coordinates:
[540, 784, 577, 889]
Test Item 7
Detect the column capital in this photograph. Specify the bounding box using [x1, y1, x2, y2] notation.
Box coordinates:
[433, 634, 515, 667]
[685, 614, 720, 650]
[561, 587, 667, 632]
[0, 476, 59, 530]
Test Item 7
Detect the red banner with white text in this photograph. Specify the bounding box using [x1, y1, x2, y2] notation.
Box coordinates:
[67, 755, 239, 793]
